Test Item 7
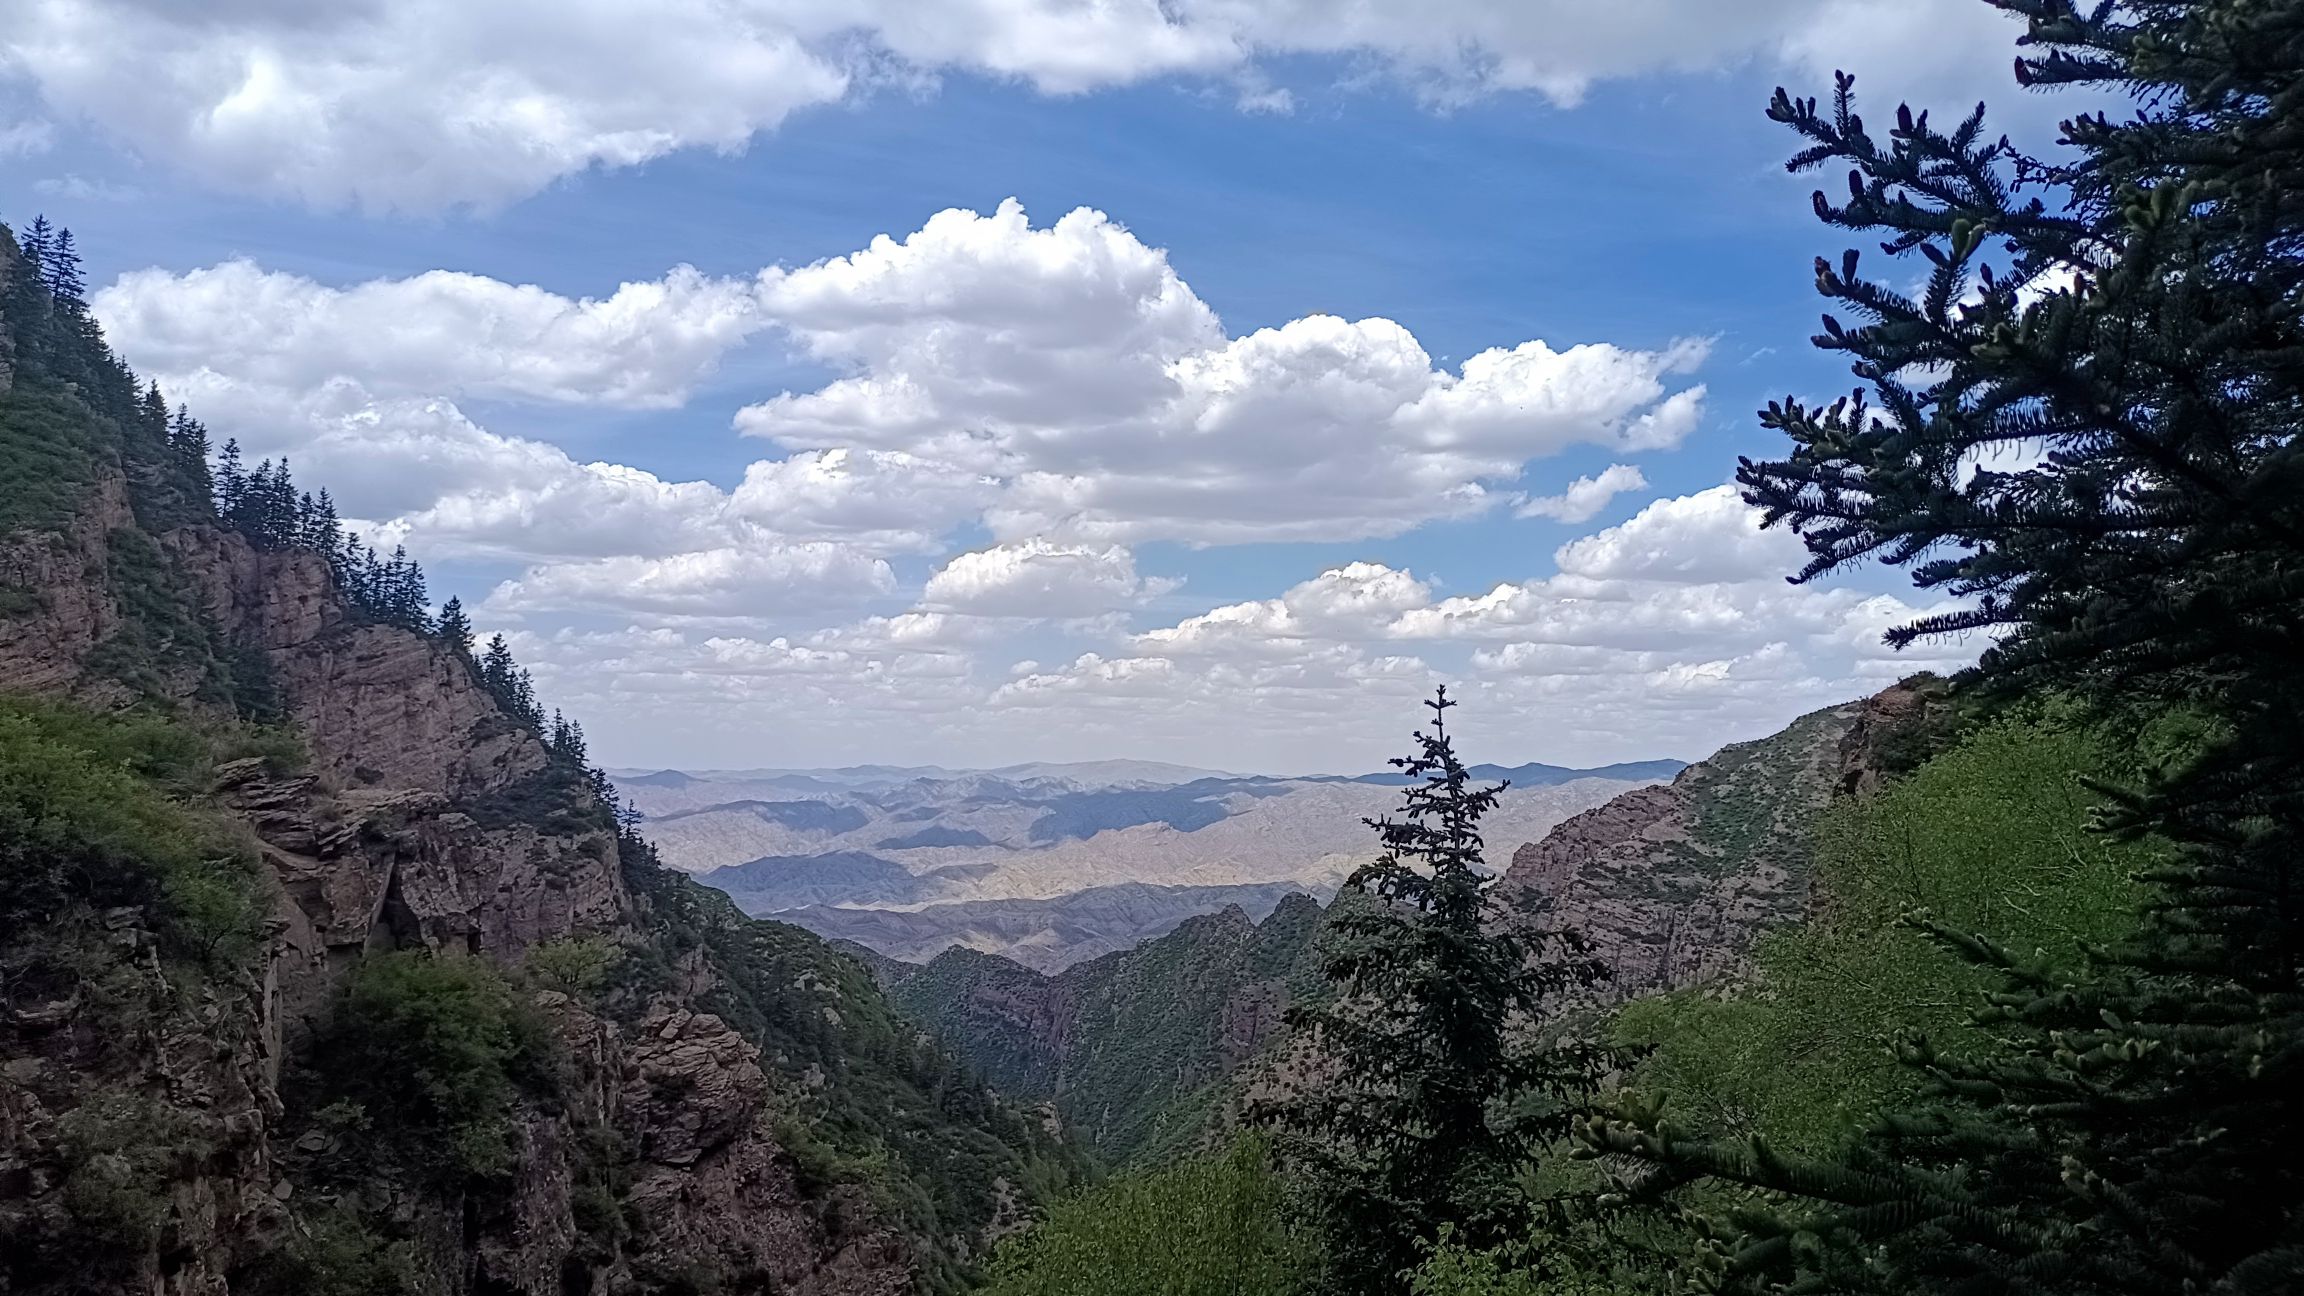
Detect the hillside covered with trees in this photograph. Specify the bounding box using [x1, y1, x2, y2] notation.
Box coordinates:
[0, 212, 1082, 1293]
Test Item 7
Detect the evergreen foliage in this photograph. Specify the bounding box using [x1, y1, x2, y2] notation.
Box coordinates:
[1252, 688, 1613, 1295]
[1616, 712, 2155, 1158]
[981, 1134, 1317, 1296]
[435, 594, 474, 657]
[1587, 4, 2304, 1291]
[478, 632, 545, 728]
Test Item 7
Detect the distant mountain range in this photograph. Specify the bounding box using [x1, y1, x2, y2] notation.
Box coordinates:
[616, 756, 1685, 970]
[876, 692, 1895, 1166]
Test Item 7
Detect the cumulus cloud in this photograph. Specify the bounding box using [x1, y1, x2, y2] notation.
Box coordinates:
[446, 486, 1979, 770]
[100, 200, 1709, 562]
[97, 260, 769, 408]
[988, 487, 1980, 768]
[1552, 485, 1808, 583]
[922, 540, 1174, 618]
[1516, 463, 1648, 523]
[742, 200, 1709, 544]
[484, 541, 897, 620]
[3, 0, 2032, 211]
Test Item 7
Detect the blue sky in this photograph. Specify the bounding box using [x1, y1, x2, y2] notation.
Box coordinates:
[0, 1, 2039, 773]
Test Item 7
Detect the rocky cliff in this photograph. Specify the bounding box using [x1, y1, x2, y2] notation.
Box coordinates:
[1499, 679, 1956, 1000]
[0, 222, 1064, 1296]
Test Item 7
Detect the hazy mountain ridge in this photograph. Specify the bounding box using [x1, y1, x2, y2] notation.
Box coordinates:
[623, 763, 1679, 969]
[882, 691, 1905, 1167]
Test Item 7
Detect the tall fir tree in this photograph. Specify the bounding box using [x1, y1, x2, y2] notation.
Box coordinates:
[1252, 688, 1611, 1295]
[436, 596, 475, 658]
[215, 439, 246, 518]
[170, 406, 215, 510]
[40, 226, 84, 305]
[1585, 3, 2304, 1291]
[299, 488, 340, 554]
[18, 214, 52, 277]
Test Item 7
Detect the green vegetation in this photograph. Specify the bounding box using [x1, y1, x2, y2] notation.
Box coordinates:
[0, 695, 267, 969]
[981, 1134, 1317, 1296]
[305, 949, 561, 1183]
[0, 698, 276, 1291]
[893, 892, 1328, 1170]
[0, 385, 108, 536]
[618, 826, 1084, 1292]
[1584, 4, 2304, 1290]
[1251, 689, 1615, 1295]
[525, 933, 625, 999]
[1615, 713, 2153, 1156]
[233, 1207, 422, 1296]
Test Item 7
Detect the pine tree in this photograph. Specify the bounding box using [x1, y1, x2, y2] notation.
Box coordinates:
[41, 226, 85, 305]
[1586, 4, 2304, 1291]
[436, 596, 474, 657]
[19, 215, 52, 277]
[170, 407, 214, 510]
[479, 634, 518, 709]
[1252, 688, 1611, 1295]
[215, 439, 246, 518]
[304, 488, 341, 553]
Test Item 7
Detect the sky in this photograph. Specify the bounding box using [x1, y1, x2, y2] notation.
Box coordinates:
[0, 0, 2061, 774]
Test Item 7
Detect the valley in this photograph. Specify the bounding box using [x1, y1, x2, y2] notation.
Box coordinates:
[618, 760, 1680, 970]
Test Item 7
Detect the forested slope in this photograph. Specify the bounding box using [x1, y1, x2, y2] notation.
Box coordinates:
[0, 218, 1077, 1296]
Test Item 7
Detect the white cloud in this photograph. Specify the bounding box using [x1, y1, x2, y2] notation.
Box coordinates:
[484, 542, 896, 619]
[0, 119, 53, 158]
[1134, 562, 1433, 657]
[727, 449, 999, 554]
[984, 486, 1980, 768]
[3, 0, 2036, 211]
[1516, 463, 1647, 522]
[742, 200, 1709, 544]
[96, 260, 768, 408]
[1552, 484, 1807, 583]
[923, 539, 1174, 618]
[30, 173, 137, 202]
[442, 486, 1980, 771]
[102, 200, 1708, 560]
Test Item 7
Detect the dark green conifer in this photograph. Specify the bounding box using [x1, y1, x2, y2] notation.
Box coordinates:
[215, 439, 246, 517]
[1253, 687, 1611, 1295]
[38, 226, 83, 305]
[436, 595, 474, 657]
[1585, 4, 2304, 1291]
[18, 215, 52, 275]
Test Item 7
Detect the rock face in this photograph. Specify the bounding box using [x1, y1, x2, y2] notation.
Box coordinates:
[0, 473, 129, 695]
[0, 475, 925, 1293]
[1499, 697, 1880, 999]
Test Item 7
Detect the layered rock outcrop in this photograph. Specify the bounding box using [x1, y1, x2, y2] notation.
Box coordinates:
[1499, 690, 1947, 999]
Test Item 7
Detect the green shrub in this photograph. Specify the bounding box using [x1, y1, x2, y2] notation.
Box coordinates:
[314, 950, 560, 1183]
[1613, 714, 2154, 1156]
[981, 1134, 1317, 1296]
[526, 934, 624, 999]
[0, 697, 264, 969]
[235, 1207, 420, 1296]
